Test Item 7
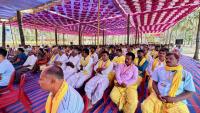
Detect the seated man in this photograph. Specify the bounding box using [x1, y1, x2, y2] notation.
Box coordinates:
[0, 48, 15, 89]
[90, 46, 98, 65]
[39, 65, 84, 113]
[141, 52, 195, 113]
[15, 50, 37, 83]
[47, 47, 59, 66]
[110, 52, 138, 113]
[147, 48, 167, 93]
[112, 49, 125, 67]
[63, 48, 80, 80]
[67, 48, 93, 88]
[12, 48, 27, 68]
[134, 50, 148, 86]
[85, 51, 113, 105]
[54, 47, 68, 70]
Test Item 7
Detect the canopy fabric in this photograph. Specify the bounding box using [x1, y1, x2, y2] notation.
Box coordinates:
[118, 0, 200, 33]
[4, 0, 200, 35]
[0, 0, 51, 19]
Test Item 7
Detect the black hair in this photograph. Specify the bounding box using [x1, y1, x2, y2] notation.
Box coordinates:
[83, 48, 90, 55]
[90, 46, 96, 50]
[126, 52, 135, 60]
[159, 48, 168, 53]
[101, 51, 109, 56]
[166, 52, 180, 60]
[116, 49, 123, 53]
[18, 48, 24, 53]
[137, 49, 144, 53]
[45, 65, 64, 79]
[0, 48, 7, 57]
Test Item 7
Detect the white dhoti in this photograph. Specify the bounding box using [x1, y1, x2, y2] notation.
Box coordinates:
[67, 71, 91, 89]
[85, 75, 109, 105]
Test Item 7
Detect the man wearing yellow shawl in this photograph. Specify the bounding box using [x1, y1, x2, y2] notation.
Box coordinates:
[147, 48, 167, 93]
[67, 48, 93, 88]
[112, 49, 125, 67]
[110, 52, 138, 113]
[143, 46, 153, 62]
[47, 47, 59, 66]
[39, 65, 84, 113]
[85, 51, 113, 105]
[141, 52, 195, 113]
[134, 50, 149, 86]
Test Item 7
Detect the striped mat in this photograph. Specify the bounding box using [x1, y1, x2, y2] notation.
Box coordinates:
[1, 55, 200, 113]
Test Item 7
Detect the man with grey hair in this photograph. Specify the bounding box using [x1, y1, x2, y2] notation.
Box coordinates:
[39, 65, 84, 113]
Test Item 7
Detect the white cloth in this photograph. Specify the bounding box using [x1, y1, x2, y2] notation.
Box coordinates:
[147, 58, 165, 77]
[67, 57, 93, 88]
[63, 55, 80, 80]
[90, 53, 98, 64]
[23, 55, 37, 70]
[56, 54, 68, 70]
[84, 61, 113, 104]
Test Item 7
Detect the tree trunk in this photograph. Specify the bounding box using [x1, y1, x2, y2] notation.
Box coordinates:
[17, 11, 25, 46]
[193, 12, 200, 60]
[2, 22, 6, 48]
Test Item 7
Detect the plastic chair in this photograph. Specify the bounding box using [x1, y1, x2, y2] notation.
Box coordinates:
[0, 71, 15, 93]
[0, 74, 32, 113]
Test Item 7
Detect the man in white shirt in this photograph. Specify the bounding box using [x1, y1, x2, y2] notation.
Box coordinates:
[0, 48, 15, 88]
[63, 48, 80, 80]
[90, 47, 98, 65]
[54, 47, 68, 70]
[15, 50, 37, 83]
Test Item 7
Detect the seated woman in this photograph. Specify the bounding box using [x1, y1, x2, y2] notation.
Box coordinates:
[85, 51, 113, 105]
[67, 48, 93, 89]
[110, 52, 138, 113]
[32, 48, 49, 73]
[12, 48, 27, 68]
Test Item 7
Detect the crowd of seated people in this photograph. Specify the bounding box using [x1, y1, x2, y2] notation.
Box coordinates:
[0, 44, 195, 113]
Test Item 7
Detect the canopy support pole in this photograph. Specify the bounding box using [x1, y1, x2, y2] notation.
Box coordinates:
[63, 34, 65, 45]
[103, 29, 105, 45]
[95, 34, 97, 45]
[9, 23, 15, 47]
[2, 22, 6, 48]
[55, 29, 58, 45]
[79, 24, 82, 45]
[127, 14, 130, 45]
[17, 11, 25, 46]
[97, 0, 101, 45]
[35, 29, 38, 46]
[140, 33, 142, 44]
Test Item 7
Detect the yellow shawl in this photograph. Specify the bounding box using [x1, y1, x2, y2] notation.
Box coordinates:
[165, 65, 183, 97]
[45, 81, 69, 113]
[112, 56, 125, 64]
[134, 57, 146, 66]
[80, 55, 90, 67]
[152, 58, 165, 71]
[49, 55, 57, 64]
[98, 59, 111, 69]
